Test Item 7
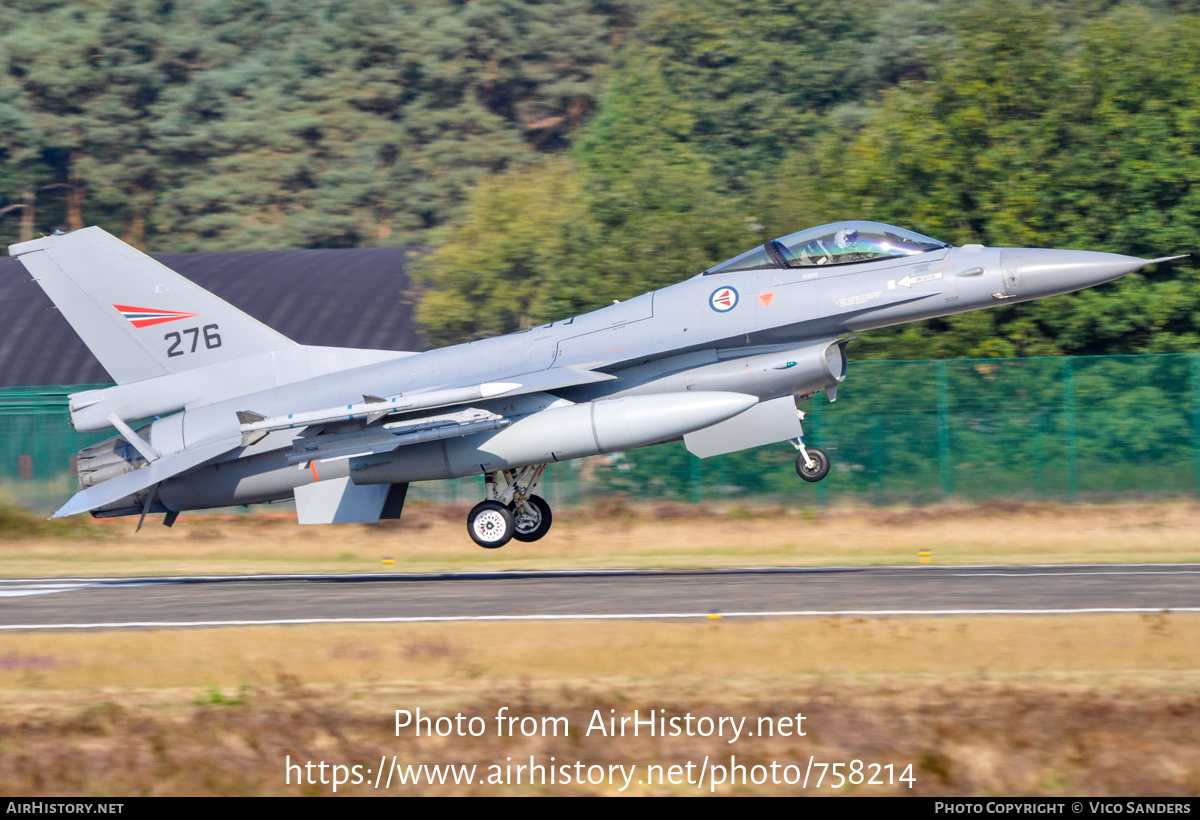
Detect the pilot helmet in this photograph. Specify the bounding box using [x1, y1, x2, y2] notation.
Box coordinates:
[834, 227, 858, 248]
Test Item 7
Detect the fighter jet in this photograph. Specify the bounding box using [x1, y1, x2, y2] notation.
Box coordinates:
[7, 222, 1182, 547]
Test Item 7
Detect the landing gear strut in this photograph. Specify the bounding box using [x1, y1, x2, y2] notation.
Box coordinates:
[467, 464, 552, 548]
[792, 409, 831, 483]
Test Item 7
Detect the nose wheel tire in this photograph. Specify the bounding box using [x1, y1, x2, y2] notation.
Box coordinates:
[795, 447, 830, 482]
[511, 495, 553, 543]
[467, 501, 515, 549]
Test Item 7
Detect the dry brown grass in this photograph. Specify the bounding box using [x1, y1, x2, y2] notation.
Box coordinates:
[2, 615, 1199, 691]
[2, 502, 1197, 796]
[0, 615, 1198, 795]
[2, 500, 1199, 578]
[2, 680, 1197, 796]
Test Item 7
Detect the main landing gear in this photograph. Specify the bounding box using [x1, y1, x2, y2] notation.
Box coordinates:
[466, 464, 552, 549]
[792, 409, 830, 483]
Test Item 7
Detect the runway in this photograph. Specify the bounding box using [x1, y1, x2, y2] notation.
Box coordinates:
[1, 564, 1198, 630]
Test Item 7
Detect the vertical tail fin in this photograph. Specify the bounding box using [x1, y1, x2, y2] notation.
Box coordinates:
[9, 227, 295, 385]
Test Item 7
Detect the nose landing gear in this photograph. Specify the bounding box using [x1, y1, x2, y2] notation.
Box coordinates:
[467, 464, 552, 548]
[792, 409, 831, 483]
[795, 447, 830, 482]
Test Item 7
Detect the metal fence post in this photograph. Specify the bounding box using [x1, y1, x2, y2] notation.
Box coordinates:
[936, 360, 953, 500]
[1062, 357, 1078, 503]
[1033, 412, 1045, 498]
[871, 415, 885, 506]
[1192, 354, 1200, 499]
[811, 395, 827, 507]
[690, 454, 703, 503]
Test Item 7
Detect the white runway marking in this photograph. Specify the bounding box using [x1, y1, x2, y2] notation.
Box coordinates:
[2, 607, 1199, 630]
[0, 583, 98, 598]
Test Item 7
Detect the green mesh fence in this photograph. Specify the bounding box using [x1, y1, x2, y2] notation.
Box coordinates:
[0, 385, 113, 514]
[3, 354, 1199, 515]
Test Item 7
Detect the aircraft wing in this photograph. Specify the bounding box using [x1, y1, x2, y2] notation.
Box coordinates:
[52, 435, 243, 519]
[239, 365, 616, 438]
[61, 366, 615, 518]
[404, 364, 618, 408]
[284, 407, 511, 465]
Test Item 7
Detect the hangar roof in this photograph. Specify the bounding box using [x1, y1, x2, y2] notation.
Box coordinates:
[0, 247, 425, 387]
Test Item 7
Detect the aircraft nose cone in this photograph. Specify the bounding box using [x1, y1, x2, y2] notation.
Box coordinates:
[1001, 249, 1159, 299]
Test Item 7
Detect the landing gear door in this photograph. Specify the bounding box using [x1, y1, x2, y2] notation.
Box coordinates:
[684, 395, 802, 458]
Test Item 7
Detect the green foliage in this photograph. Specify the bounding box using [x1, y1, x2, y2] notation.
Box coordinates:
[1, 0, 1196, 361]
[0, 493, 100, 539]
[610, 0, 880, 187]
[415, 158, 600, 344]
[576, 353, 1200, 504]
[762, 0, 1200, 358]
[419, 0, 1200, 359]
[416, 40, 752, 344]
[195, 684, 250, 707]
[0, 0, 632, 249]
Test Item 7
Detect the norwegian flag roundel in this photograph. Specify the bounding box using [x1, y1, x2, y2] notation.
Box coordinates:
[709, 286, 739, 313]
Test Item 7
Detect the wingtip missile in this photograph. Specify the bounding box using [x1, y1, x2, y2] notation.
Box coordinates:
[237, 411, 271, 446]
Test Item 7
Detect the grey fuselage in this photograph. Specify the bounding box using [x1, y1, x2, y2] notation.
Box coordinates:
[125, 243, 1136, 514]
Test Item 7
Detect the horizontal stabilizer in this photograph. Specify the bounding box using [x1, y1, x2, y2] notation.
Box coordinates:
[52, 436, 242, 519]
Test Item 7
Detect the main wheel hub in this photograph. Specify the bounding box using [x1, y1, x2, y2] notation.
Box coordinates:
[473, 510, 509, 542]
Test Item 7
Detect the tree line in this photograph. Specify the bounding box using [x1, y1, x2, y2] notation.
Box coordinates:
[416, 0, 1200, 359]
[1, 0, 1197, 359]
[0, 0, 633, 249]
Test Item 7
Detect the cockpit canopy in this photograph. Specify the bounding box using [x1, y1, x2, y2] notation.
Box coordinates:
[705, 221, 949, 275]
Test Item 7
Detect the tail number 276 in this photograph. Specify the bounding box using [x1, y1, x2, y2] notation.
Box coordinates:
[165, 324, 222, 357]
